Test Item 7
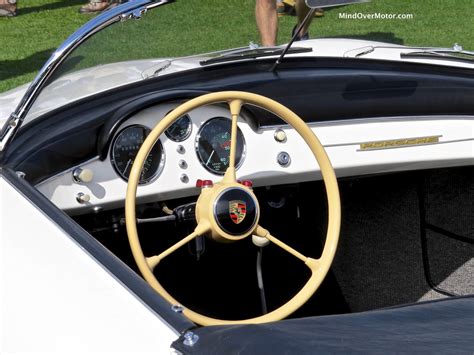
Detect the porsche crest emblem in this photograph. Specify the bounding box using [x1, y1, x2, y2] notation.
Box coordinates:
[229, 200, 246, 224]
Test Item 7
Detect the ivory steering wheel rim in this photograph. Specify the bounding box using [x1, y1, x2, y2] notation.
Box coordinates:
[125, 91, 341, 326]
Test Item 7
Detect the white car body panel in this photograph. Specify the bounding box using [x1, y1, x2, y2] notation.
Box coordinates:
[0, 176, 177, 353]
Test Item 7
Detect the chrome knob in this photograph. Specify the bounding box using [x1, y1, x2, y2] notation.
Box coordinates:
[73, 168, 93, 183]
[274, 129, 287, 143]
[76, 192, 90, 204]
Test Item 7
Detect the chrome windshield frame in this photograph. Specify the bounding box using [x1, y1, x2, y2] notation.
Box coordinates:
[0, 0, 173, 152]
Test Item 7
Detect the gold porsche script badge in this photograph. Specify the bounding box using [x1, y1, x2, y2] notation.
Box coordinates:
[229, 200, 246, 224]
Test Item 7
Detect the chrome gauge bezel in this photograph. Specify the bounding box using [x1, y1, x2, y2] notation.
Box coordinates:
[164, 113, 192, 142]
[110, 124, 166, 185]
[195, 117, 246, 176]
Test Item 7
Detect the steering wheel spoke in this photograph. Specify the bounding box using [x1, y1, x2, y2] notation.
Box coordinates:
[221, 99, 243, 183]
[146, 223, 210, 270]
[255, 225, 311, 264]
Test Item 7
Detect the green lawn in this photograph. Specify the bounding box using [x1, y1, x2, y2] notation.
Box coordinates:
[1, 0, 472, 94]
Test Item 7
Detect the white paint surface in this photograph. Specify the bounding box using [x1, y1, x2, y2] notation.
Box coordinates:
[0, 176, 178, 354]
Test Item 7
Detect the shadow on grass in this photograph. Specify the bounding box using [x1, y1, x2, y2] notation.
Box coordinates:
[322, 32, 404, 45]
[18, 0, 86, 16]
[0, 48, 54, 82]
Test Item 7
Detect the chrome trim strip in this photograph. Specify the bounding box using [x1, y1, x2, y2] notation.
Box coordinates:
[258, 115, 474, 132]
[0, 0, 173, 152]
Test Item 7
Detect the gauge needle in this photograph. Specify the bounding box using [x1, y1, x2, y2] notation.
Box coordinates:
[124, 159, 133, 173]
[206, 150, 215, 166]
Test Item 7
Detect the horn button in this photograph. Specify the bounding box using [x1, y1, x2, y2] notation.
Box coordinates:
[213, 187, 259, 237]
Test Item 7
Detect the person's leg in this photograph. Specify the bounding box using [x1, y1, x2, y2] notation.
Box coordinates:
[0, 0, 17, 17]
[79, 0, 117, 14]
[294, 0, 312, 37]
[256, 0, 278, 46]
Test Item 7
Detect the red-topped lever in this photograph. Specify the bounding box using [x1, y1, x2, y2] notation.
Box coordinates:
[241, 180, 253, 188]
[196, 179, 213, 188]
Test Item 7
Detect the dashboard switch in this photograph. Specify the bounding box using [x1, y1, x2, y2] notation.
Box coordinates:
[73, 168, 93, 183]
[277, 151, 291, 167]
[76, 192, 90, 204]
[274, 129, 287, 143]
[179, 160, 188, 169]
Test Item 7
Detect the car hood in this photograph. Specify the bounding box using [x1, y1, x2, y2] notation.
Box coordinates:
[0, 57, 203, 126]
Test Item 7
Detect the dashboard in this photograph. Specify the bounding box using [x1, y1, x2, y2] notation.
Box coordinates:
[35, 99, 472, 215]
[37, 101, 311, 214]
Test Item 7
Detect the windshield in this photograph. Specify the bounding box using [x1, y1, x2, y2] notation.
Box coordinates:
[25, 1, 264, 123]
[18, 0, 474, 124]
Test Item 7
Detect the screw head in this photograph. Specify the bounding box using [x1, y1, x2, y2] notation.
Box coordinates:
[183, 331, 199, 347]
[171, 304, 184, 313]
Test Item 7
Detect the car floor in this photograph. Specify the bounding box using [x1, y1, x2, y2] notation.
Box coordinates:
[329, 166, 473, 312]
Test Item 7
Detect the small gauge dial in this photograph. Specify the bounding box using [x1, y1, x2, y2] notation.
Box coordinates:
[165, 114, 192, 142]
[196, 117, 245, 175]
[111, 125, 165, 184]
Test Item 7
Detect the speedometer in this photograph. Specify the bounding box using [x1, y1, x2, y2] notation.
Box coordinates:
[195, 117, 245, 175]
[111, 125, 165, 184]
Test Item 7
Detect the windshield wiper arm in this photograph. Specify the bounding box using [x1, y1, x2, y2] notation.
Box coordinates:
[200, 46, 312, 66]
[400, 48, 474, 63]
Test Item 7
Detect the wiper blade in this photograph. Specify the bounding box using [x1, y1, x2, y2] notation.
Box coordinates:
[401, 49, 474, 63]
[346, 43, 474, 62]
[200, 46, 312, 66]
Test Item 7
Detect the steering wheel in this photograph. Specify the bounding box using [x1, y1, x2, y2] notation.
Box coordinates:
[125, 91, 340, 326]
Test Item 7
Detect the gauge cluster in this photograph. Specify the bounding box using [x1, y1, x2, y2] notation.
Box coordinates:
[109, 110, 248, 186]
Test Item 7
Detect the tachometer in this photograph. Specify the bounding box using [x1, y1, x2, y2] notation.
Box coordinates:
[195, 117, 245, 175]
[165, 114, 192, 142]
[111, 125, 165, 184]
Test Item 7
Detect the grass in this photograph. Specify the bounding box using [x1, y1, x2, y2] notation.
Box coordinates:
[0, 0, 473, 94]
